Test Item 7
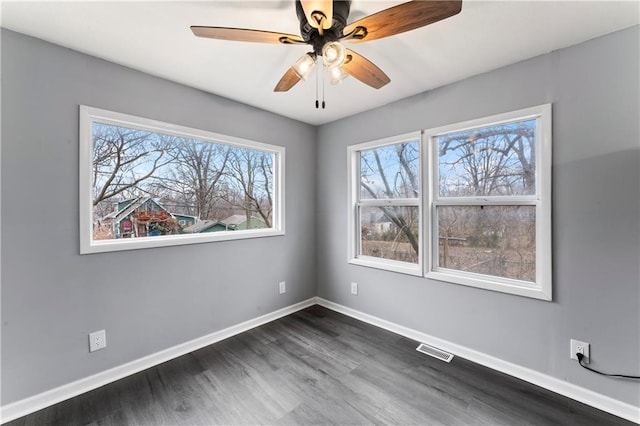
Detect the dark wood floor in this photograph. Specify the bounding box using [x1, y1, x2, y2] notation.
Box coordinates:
[7, 305, 632, 425]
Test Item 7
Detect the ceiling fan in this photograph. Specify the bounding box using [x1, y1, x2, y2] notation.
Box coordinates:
[191, 1, 462, 96]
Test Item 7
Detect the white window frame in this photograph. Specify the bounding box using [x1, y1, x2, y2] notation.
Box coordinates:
[347, 132, 423, 276]
[79, 105, 285, 254]
[424, 104, 552, 300]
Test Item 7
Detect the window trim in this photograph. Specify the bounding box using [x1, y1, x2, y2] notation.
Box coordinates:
[424, 104, 552, 300]
[79, 105, 285, 254]
[347, 131, 423, 276]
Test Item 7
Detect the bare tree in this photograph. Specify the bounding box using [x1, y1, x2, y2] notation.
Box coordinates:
[225, 147, 273, 228]
[152, 139, 230, 220]
[360, 142, 420, 258]
[92, 124, 175, 206]
[438, 124, 535, 196]
[436, 123, 537, 280]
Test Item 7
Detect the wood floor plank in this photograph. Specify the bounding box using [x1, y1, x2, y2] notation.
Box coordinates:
[5, 306, 634, 425]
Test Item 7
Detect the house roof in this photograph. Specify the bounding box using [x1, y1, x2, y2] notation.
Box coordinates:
[182, 220, 219, 234]
[104, 196, 152, 223]
[220, 215, 251, 226]
[103, 197, 170, 224]
[172, 213, 198, 219]
[182, 215, 266, 233]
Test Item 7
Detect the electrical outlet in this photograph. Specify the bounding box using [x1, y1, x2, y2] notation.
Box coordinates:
[89, 330, 107, 352]
[350, 282, 358, 295]
[570, 339, 590, 364]
[279, 281, 286, 294]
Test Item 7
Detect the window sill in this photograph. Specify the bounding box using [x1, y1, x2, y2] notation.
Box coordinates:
[426, 269, 551, 301]
[81, 229, 285, 254]
[349, 256, 422, 277]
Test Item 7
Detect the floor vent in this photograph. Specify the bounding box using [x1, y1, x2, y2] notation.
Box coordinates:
[416, 343, 454, 363]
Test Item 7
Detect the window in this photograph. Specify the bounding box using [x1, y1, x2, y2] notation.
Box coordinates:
[426, 104, 552, 299]
[347, 105, 551, 300]
[80, 106, 284, 254]
[348, 132, 422, 275]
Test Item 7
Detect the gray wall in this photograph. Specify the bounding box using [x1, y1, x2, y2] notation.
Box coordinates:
[1, 29, 317, 405]
[316, 26, 640, 406]
[2, 25, 639, 410]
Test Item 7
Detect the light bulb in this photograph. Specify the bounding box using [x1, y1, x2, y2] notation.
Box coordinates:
[292, 53, 317, 80]
[322, 41, 346, 68]
[329, 66, 349, 85]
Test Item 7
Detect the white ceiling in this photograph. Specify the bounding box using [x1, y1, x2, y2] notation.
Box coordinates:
[1, 1, 638, 125]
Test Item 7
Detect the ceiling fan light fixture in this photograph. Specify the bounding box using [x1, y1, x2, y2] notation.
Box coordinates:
[329, 65, 349, 85]
[292, 52, 317, 80]
[322, 41, 346, 68]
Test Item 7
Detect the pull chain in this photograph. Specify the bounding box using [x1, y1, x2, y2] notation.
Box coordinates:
[322, 66, 326, 109]
[315, 64, 319, 109]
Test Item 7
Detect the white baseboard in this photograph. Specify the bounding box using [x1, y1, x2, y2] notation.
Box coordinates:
[3, 297, 638, 424]
[315, 297, 640, 424]
[0, 298, 317, 424]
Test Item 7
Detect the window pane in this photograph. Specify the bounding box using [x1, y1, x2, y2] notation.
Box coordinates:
[438, 119, 536, 197]
[360, 141, 419, 199]
[436, 205, 535, 282]
[360, 205, 419, 263]
[92, 122, 274, 241]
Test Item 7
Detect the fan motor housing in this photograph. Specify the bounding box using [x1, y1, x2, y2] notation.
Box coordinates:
[296, 0, 351, 53]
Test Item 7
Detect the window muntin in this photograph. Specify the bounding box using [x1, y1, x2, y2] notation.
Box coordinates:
[348, 132, 422, 275]
[427, 104, 552, 300]
[80, 106, 285, 254]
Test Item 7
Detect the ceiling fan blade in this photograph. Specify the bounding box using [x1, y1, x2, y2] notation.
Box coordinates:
[342, 49, 390, 89]
[191, 26, 305, 44]
[274, 67, 303, 92]
[343, 0, 462, 43]
[300, 0, 333, 30]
